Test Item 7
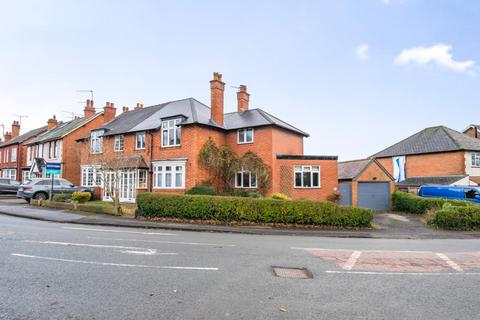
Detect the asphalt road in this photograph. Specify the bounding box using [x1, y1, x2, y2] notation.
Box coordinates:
[1, 214, 479, 320]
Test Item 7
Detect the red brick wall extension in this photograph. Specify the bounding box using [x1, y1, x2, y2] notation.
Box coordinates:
[464, 127, 479, 139]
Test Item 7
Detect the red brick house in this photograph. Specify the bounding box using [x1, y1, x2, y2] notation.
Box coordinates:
[78, 73, 338, 202]
[372, 126, 480, 189]
[0, 121, 47, 182]
[26, 100, 115, 185]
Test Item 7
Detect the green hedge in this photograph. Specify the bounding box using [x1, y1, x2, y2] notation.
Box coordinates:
[186, 185, 216, 196]
[136, 193, 373, 227]
[392, 191, 472, 214]
[432, 204, 480, 230]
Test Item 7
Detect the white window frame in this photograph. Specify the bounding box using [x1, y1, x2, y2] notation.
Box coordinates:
[81, 166, 102, 187]
[90, 131, 103, 154]
[137, 169, 148, 189]
[11, 147, 17, 162]
[152, 161, 186, 189]
[237, 128, 254, 144]
[235, 170, 257, 188]
[472, 152, 480, 167]
[114, 135, 124, 152]
[294, 165, 320, 188]
[22, 170, 31, 183]
[136, 132, 146, 150]
[3, 149, 8, 163]
[2, 169, 16, 180]
[161, 118, 182, 147]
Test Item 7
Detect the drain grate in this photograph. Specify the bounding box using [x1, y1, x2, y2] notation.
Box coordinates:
[272, 266, 312, 279]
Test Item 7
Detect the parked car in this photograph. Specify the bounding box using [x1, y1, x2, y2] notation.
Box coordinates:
[17, 178, 93, 202]
[0, 178, 21, 194]
[418, 185, 480, 204]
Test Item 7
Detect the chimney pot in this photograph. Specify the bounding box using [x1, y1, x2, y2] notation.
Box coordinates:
[47, 115, 58, 130]
[103, 101, 116, 123]
[237, 85, 250, 112]
[84, 99, 95, 118]
[210, 72, 225, 125]
[135, 103, 143, 110]
[11, 120, 20, 138]
[3, 132, 12, 143]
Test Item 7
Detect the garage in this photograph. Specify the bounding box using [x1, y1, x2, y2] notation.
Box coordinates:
[357, 182, 391, 211]
[338, 159, 394, 210]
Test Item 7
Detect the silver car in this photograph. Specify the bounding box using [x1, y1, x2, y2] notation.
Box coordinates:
[17, 178, 93, 202]
[0, 178, 20, 194]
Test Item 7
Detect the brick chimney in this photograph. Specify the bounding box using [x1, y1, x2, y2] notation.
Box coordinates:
[122, 106, 129, 113]
[135, 103, 144, 110]
[237, 85, 250, 112]
[47, 115, 58, 130]
[11, 121, 20, 138]
[84, 99, 96, 118]
[103, 102, 116, 123]
[210, 72, 225, 125]
[3, 132, 12, 142]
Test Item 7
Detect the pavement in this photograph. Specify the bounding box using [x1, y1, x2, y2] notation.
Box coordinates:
[0, 198, 480, 239]
[1, 214, 480, 320]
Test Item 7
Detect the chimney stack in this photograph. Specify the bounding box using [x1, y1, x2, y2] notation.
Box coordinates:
[47, 115, 58, 130]
[122, 106, 129, 113]
[237, 85, 250, 112]
[11, 121, 20, 138]
[3, 132, 12, 142]
[103, 102, 117, 123]
[84, 99, 96, 118]
[210, 72, 225, 125]
[135, 103, 144, 110]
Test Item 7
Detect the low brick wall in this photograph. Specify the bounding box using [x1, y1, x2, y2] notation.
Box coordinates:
[30, 200, 133, 216]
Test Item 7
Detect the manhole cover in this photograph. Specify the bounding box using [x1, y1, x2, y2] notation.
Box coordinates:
[272, 266, 312, 279]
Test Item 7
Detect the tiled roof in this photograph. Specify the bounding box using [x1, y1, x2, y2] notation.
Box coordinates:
[96, 98, 308, 137]
[338, 159, 371, 180]
[28, 114, 102, 145]
[372, 126, 480, 158]
[0, 126, 47, 147]
[397, 175, 469, 187]
[103, 154, 149, 169]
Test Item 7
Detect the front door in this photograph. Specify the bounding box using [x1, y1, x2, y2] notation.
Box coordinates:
[119, 171, 136, 203]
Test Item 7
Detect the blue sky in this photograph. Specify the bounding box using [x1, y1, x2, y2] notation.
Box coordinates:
[0, 0, 479, 160]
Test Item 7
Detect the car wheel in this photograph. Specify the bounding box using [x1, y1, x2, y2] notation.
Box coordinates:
[34, 192, 48, 200]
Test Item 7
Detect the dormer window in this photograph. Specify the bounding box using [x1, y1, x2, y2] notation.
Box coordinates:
[161, 118, 181, 147]
[237, 128, 254, 144]
[90, 130, 104, 154]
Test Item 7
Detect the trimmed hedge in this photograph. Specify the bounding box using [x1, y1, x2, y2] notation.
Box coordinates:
[432, 204, 480, 230]
[392, 191, 472, 214]
[136, 193, 373, 227]
[186, 185, 216, 196]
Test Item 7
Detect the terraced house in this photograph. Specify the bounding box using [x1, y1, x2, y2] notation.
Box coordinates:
[0, 121, 47, 182]
[26, 100, 115, 185]
[78, 73, 338, 202]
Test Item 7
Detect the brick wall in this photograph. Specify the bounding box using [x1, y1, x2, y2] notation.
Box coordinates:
[464, 127, 478, 139]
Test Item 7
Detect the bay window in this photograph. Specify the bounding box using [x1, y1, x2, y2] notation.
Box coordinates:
[137, 169, 147, 189]
[294, 165, 320, 188]
[153, 161, 185, 189]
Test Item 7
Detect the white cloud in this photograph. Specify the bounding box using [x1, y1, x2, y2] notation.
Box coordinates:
[394, 44, 475, 73]
[356, 44, 369, 60]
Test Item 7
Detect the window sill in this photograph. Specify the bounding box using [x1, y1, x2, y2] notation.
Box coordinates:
[135, 148, 146, 151]
[161, 144, 181, 148]
[237, 141, 254, 145]
[234, 187, 258, 189]
[294, 186, 321, 189]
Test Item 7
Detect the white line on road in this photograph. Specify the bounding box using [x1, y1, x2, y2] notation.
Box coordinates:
[325, 270, 480, 276]
[435, 253, 464, 272]
[62, 227, 176, 236]
[23, 240, 177, 255]
[291, 247, 434, 254]
[87, 236, 236, 247]
[343, 251, 362, 270]
[11, 253, 219, 271]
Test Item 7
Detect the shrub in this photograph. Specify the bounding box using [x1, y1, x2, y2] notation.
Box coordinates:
[53, 193, 70, 202]
[136, 193, 373, 227]
[224, 190, 261, 198]
[392, 191, 472, 214]
[186, 185, 216, 196]
[71, 191, 92, 203]
[271, 193, 291, 200]
[432, 205, 480, 230]
[327, 191, 342, 203]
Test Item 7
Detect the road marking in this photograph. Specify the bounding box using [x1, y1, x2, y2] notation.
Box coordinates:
[343, 251, 362, 270]
[291, 247, 433, 254]
[325, 270, 480, 276]
[23, 240, 176, 255]
[436, 253, 464, 272]
[62, 227, 176, 236]
[87, 236, 236, 247]
[11, 253, 218, 271]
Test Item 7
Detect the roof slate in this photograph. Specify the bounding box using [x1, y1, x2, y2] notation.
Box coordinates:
[372, 126, 480, 158]
[397, 175, 468, 187]
[0, 126, 47, 147]
[338, 159, 371, 180]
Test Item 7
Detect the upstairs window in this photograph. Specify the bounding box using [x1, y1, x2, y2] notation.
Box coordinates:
[90, 131, 103, 154]
[11, 148, 17, 162]
[237, 128, 254, 144]
[294, 165, 320, 188]
[472, 153, 480, 167]
[114, 135, 124, 152]
[136, 132, 146, 150]
[235, 170, 257, 188]
[4, 149, 8, 162]
[161, 118, 181, 147]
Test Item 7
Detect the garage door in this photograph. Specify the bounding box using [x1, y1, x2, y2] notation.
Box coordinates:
[358, 182, 390, 211]
[338, 183, 352, 206]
